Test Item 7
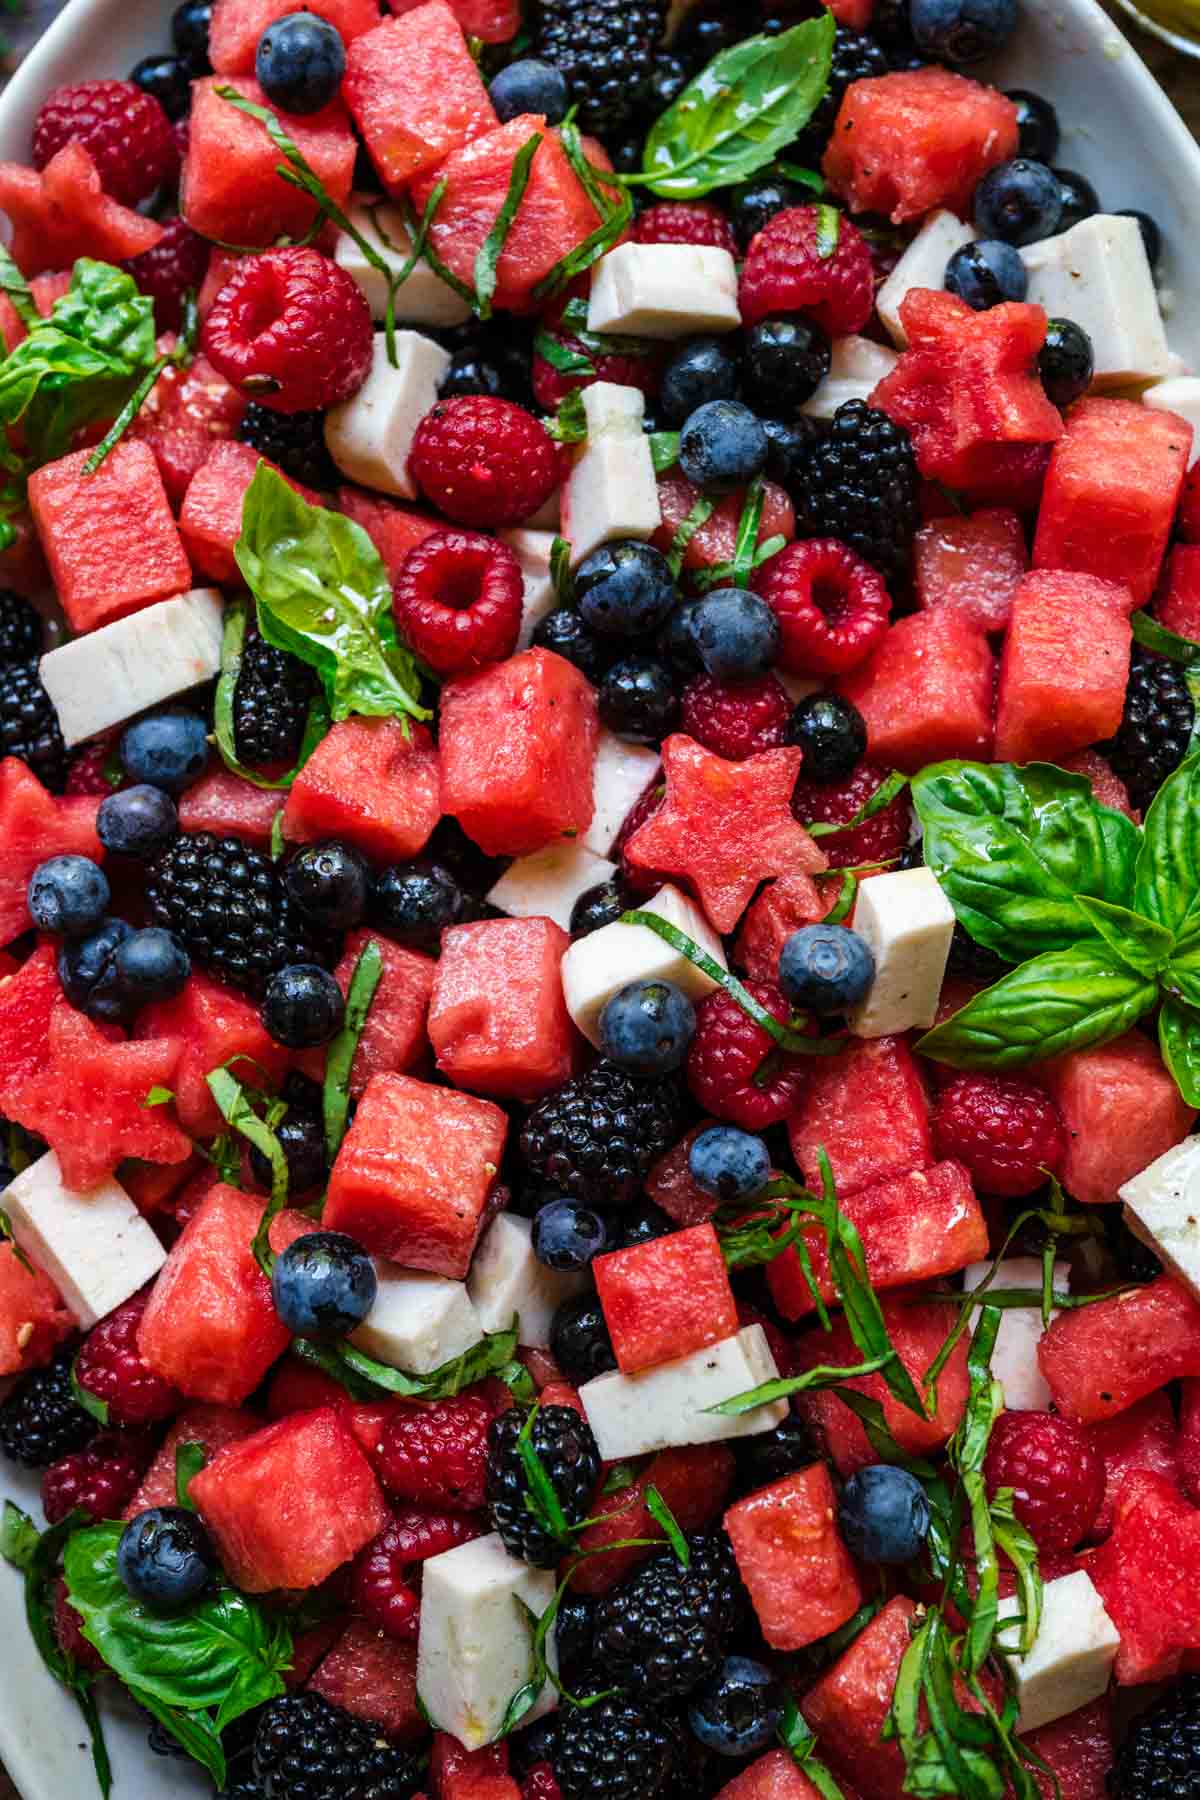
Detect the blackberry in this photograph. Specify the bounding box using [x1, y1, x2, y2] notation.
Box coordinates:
[486, 1404, 601, 1566]
[947, 922, 1011, 984]
[519, 1060, 686, 1208]
[232, 628, 319, 769]
[734, 1409, 819, 1491]
[593, 1533, 743, 1698]
[0, 590, 43, 663]
[253, 1693, 423, 1800]
[533, 0, 666, 136]
[793, 400, 920, 587]
[1101, 648, 1195, 815]
[0, 657, 68, 791]
[238, 403, 338, 490]
[551, 1695, 675, 1800]
[1109, 1676, 1200, 1799]
[0, 1351, 98, 1468]
[146, 832, 333, 996]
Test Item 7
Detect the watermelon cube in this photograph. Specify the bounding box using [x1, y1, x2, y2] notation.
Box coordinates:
[1157, 545, 1200, 642]
[0, 142, 162, 276]
[0, 772, 101, 949]
[307, 1621, 423, 1740]
[121, 1156, 200, 1218]
[1058, 749, 1138, 822]
[191, 1406, 390, 1591]
[137, 1184, 314, 1403]
[787, 1035, 932, 1198]
[298, 928, 435, 1097]
[1021, 1698, 1113, 1800]
[593, 1223, 739, 1375]
[134, 967, 289, 1138]
[324, 1072, 507, 1276]
[344, 1, 497, 194]
[28, 440, 191, 634]
[338, 487, 442, 581]
[654, 473, 796, 576]
[428, 917, 580, 1101]
[1088, 1392, 1179, 1540]
[128, 350, 243, 507]
[429, 1735, 518, 1800]
[1087, 1469, 1200, 1682]
[734, 874, 832, 985]
[1033, 397, 1193, 605]
[283, 717, 441, 864]
[439, 648, 599, 857]
[124, 1402, 261, 1516]
[725, 1465, 863, 1651]
[179, 440, 319, 584]
[387, 0, 520, 42]
[714, 1752, 824, 1800]
[838, 609, 994, 771]
[210, 0, 379, 73]
[800, 1595, 918, 1798]
[993, 570, 1133, 765]
[1039, 1277, 1200, 1424]
[182, 77, 355, 248]
[0, 1243, 72, 1377]
[822, 67, 1019, 223]
[177, 767, 284, 847]
[913, 507, 1027, 634]
[571, 1443, 735, 1596]
[1042, 1029, 1195, 1209]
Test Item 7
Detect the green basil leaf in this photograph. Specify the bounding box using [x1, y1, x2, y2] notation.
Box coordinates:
[1136, 752, 1200, 941]
[0, 245, 38, 330]
[821, 870, 858, 927]
[534, 332, 596, 378]
[205, 1067, 289, 1277]
[649, 430, 681, 474]
[644, 1485, 690, 1566]
[666, 496, 716, 578]
[1073, 895, 1174, 978]
[517, 1402, 573, 1545]
[0, 1204, 35, 1275]
[127, 1683, 226, 1788]
[294, 1315, 521, 1401]
[706, 1354, 893, 1415]
[808, 771, 908, 839]
[0, 1500, 42, 1571]
[1130, 607, 1200, 664]
[71, 1357, 110, 1427]
[534, 123, 634, 300]
[729, 477, 766, 588]
[83, 295, 198, 475]
[475, 132, 543, 320]
[214, 598, 329, 790]
[777, 1696, 848, 1799]
[550, 535, 575, 604]
[601, 1463, 637, 1495]
[991, 1496, 1042, 1657]
[546, 388, 588, 445]
[323, 937, 383, 1159]
[175, 1442, 207, 1511]
[1159, 999, 1200, 1108]
[635, 15, 836, 200]
[815, 203, 841, 257]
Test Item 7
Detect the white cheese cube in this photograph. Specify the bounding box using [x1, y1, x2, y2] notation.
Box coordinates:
[580, 1326, 788, 1460]
[468, 1214, 587, 1347]
[996, 1571, 1119, 1732]
[351, 1264, 483, 1376]
[587, 243, 741, 339]
[1119, 1136, 1200, 1300]
[963, 1257, 1064, 1411]
[3, 1151, 165, 1329]
[848, 867, 955, 1039]
[1021, 215, 1173, 388]
[417, 1532, 557, 1749]
[801, 336, 899, 422]
[487, 843, 616, 933]
[324, 330, 450, 498]
[1145, 377, 1200, 466]
[876, 210, 976, 346]
[583, 730, 661, 857]
[334, 201, 473, 329]
[40, 589, 223, 749]
[499, 528, 560, 649]
[563, 382, 661, 563]
[561, 882, 726, 1046]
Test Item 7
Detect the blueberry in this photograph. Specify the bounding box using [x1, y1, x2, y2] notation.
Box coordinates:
[533, 1198, 611, 1271]
[551, 1293, 617, 1385]
[285, 840, 370, 931]
[576, 542, 677, 639]
[97, 784, 179, 859]
[570, 878, 627, 938]
[944, 238, 1028, 309]
[690, 589, 780, 682]
[129, 51, 192, 120]
[909, 0, 1017, 61]
[598, 656, 680, 744]
[171, 0, 212, 72]
[1038, 317, 1094, 409]
[57, 918, 132, 1020]
[729, 174, 806, 252]
[688, 1125, 770, 1203]
[598, 978, 696, 1076]
[660, 339, 741, 429]
[762, 416, 818, 490]
[372, 860, 468, 950]
[110, 928, 191, 1013]
[1053, 167, 1100, 232]
[439, 351, 507, 401]
[616, 1200, 675, 1248]
[1005, 89, 1059, 162]
[838, 1464, 931, 1564]
[249, 1106, 327, 1198]
[1117, 206, 1162, 269]
[658, 599, 704, 676]
[256, 11, 345, 114]
[784, 693, 867, 783]
[261, 963, 345, 1048]
[120, 707, 209, 794]
[117, 1506, 217, 1613]
[679, 400, 769, 497]
[779, 924, 875, 1015]
[489, 58, 569, 125]
[532, 606, 615, 687]
[271, 1230, 377, 1339]
[739, 316, 831, 417]
[27, 855, 110, 938]
[973, 159, 1063, 246]
[688, 1656, 784, 1759]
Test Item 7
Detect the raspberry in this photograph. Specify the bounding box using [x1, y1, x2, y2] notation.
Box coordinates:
[686, 980, 810, 1129]
[53, 1577, 104, 1673]
[33, 80, 176, 207]
[123, 216, 211, 333]
[679, 672, 791, 761]
[352, 1522, 420, 1640]
[374, 1392, 494, 1513]
[392, 529, 523, 676]
[41, 1432, 148, 1525]
[932, 1074, 1067, 1198]
[1181, 464, 1200, 545]
[523, 1766, 564, 1800]
[753, 538, 891, 678]
[739, 205, 874, 335]
[73, 1289, 183, 1427]
[65, 730, 121, 796]
[411, 397, 560, 529]
[201, 246, 373, 415]
[983, 1411, 1104, 1552]
[533, 277, 663, 412]
[383, 1504, 483, 1563]
[633, 201, 738, 256]
[790, 760, 913, 872]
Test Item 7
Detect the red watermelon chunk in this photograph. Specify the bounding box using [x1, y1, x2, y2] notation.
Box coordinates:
[121, 1155, 201, 1218]
[788, 1036, 932, 1199]
[1022, 1698, 1113, 1800]
[338, 487, 442, 582]
[644, 1121, 720, 1228]
[182, 76, 354, 248]
[572, 1443, 736, 1596]
[800, 1595, 918, 1799]
[1058, 749, 1138, 822]
[993, 570, 1133, 765]
[913, 507, 1026, 634]
[128, 350, 243, 510]
[135, 967, 289, 1138]
[179, 439, 319, 584]
[177, 767, 284, 847]
[0, 944, 64, 1105]
[210, 0, 380, 72]
[714, 1752, 824, 1800]
[283, 717, 441, 864]
[725, 1464, 863, 1651]
[1157, 545, 1200, 642]
[593, 1222, 739, 1375]
[1087, 1469, 1200, 1682]
[1180, 1379, 1200, 1506]
[734, 874, 833, 986]
[429, 917, 579, 1101]
[1042, 1028, 1194, 1209]
[298, 928, 434, 1096]
[0, 1244, 72, 1377]
[386, 0, 520, 41]
[124, 1402, 261, 1515]
[1039, 1278, 1200, 1424]
[838, 608, 995, 770]
[324, 1072, 507, 1276]
[307, 1620, 423, 1740]
[653, 473, 795, 575]
[345, 2, 497, 193]
[0, 143, 163, 276]
[429, 1735, 518, 1800]
[28, 440, 191, 634]
[1033, 397, 1192, 606]
[1089, 1392, 1179, 1540]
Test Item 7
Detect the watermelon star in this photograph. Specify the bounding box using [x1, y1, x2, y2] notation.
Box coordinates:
[0, 141, 162, 277]
[0, 757, 104, 947]
[624, 734, 827, 934]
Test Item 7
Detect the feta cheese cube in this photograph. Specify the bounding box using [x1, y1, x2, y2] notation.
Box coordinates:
[324, 330, 450, 498]
[467, 1214, 587, 1347]
[39, 589, 223, 748]
[417, 1532, 558, 1749]
[963, 1257, 1064, 1411]
[583, 729, 661, 857]
[3, 1151, 166, 1329]
[580, 1326, 788, 1460]
[1021, 216, 1173, 388]
[848, 867, 955, 1039]
[876, 210, 976, 346]
[1145, 377, 1200, 466]
[487, 842, 616, 933]
[587, 243, 741, 339]
[801, 336, 899, 422]
[334, 200, 473, 329]
[1119, 1136, 1200, 1301]
[351, 1264, 483, 1375]
[563, 383, 661, 564]
[561, 882, 726, 1046]
[499, 527, 560, 649]
[995, 1571, 1120, 1731]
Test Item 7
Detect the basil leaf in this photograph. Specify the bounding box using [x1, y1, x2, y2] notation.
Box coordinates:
[602, 1464, 637, 1495]
[808, 770, 908, 839]
[1159, 1000, 1200, 1108]
[127, 1683, 226, 1787]
[0, 245, 38, 330]
[731, 477, 765, 588]
[1073, 895, 1174, 978]
[71, 1357, 110, 1426]
[175, 1442, 207, 1510]
[323, 937, 383, 1159]
[551, 535, 575, 604]
[644, 1485, 690, 1566]
[666, 497, 715, 578]
[546, 389, 588, 445]
[991, 1495, 1042, 1657]
[83, 291, 199, 475]
[535, 332, 596, 378]
[815, 203, 841, 258]
[294, 1316, 521, 1401]
[475, 133, 542, 320]
[214, 598, 329, 791]
[517, 1404, 572, 1546]
[534, 123, 633, 299]
[649, 430, 681, 474]
[705, 1354, 892, 1415]
[635, 15, 836, 199]
[778, 1696, 848, 1799]
[205, 1066, 289, 1277]
[0, 1500, 41, 1571]
[0, 1204, 34, 1276]
[1131, 608, 1200, 664]
[1136, 752, 1200, 941]
[235, 464, 429, 728]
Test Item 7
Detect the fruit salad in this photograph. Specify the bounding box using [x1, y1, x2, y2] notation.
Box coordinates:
[0, 0, 1199, 1797]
